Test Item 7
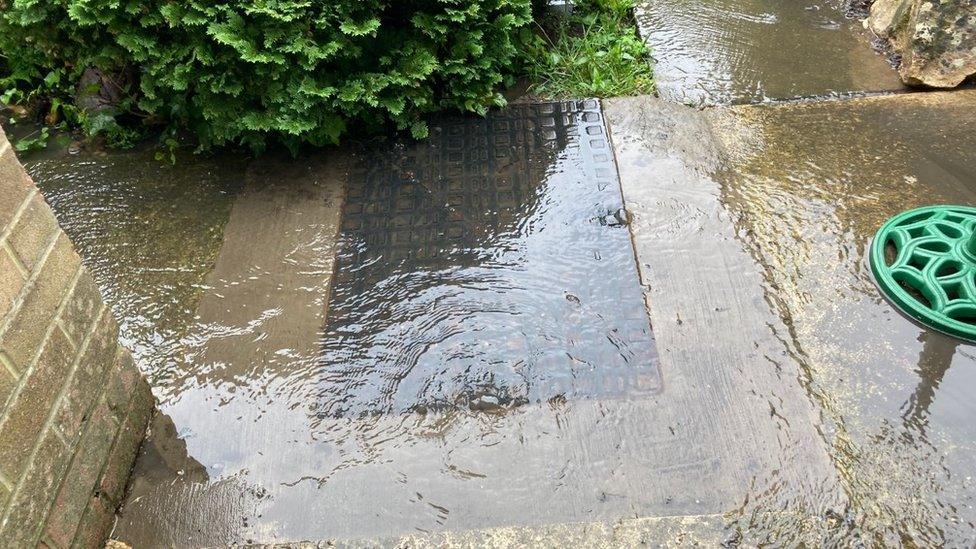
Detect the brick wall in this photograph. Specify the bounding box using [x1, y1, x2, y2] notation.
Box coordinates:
[0, 127, 155, 548]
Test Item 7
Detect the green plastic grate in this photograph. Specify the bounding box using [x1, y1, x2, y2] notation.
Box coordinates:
[870, 205, 976, 342]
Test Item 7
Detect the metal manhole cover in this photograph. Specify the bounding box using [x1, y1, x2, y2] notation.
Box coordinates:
[318, 101, 661, 417]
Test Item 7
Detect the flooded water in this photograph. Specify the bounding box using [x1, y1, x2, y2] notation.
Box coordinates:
[16, 88, 976, 546]
[635, 0, 906, 104]
[22, 102, 665, 545]
[321, 103, 658, 416]
[25, 151, 245, 392]
[708, 90, 976, 544]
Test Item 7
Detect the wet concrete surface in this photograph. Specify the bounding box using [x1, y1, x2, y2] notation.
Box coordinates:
[22, 103, 676, 546]
[26, 151, 245, 389]
[704, 89, 976, 544]
[602, 88, 976, 545]
[15, 88, 976, 545]
[635, 0, 907, 105]
[114, 155, 347, 545]
[604, 97, 845, 545]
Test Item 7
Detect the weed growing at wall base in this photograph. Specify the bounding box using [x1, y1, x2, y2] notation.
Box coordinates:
[526, 0, 654, 98]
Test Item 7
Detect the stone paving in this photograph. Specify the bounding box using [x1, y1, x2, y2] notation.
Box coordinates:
[635, 0, 906, 105]
[79, 86, 974, 546]
[13, 0, 976, 545]
[604, 88, 976, 545]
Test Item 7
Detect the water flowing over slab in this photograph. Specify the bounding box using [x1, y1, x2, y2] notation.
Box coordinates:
[635, 0, 905, 104]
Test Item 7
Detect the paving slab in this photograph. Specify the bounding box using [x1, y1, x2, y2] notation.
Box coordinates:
[109, 103, 682, 545]
[702, 89, 976, 544]
[113, 154, 347, 545]
[90, 100, 839, 546]
[636, 0, 907, 105]
[601, 89, 976, 544]
[22, 88, 976, 546]
[603, 96, 846, 544]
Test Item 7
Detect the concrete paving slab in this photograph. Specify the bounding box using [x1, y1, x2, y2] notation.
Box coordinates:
[603, 96, 846, 543]
[110, 103, 682, 546]
[316, 513, 728, 548]
[113, 154, 347, 545]
[636, 0, 906, 105]
[595, 88, 976, 545]
[26, 88, 976, 546]
[703, 89, 976, 544]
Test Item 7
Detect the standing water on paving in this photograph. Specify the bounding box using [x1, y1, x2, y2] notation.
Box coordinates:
[320, 102, 658, 417]
[707, 91, 976, 544]
[23, 89, 976, 545]
[635, 0, 905, 104]
[24, 102, 664, 544]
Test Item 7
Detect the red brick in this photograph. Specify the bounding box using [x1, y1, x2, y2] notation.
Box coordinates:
[0, 141, 33, 232]
[0, 479, 10, 510]
[0, 248, 25, 322]
[7, 194, 59, 272]
[58, 271, 101, 346]
[55, 312, 118, 440]
[1, 233, 81, 368]
[0, 328, 75, 480]
[97, 389, 151, 506]
[0, 429, 70, 545]
[45, 402, 117, 548]
[67, 493, 112, 549]
[103, 351, 144, 423]
[0, 360, 18, 422]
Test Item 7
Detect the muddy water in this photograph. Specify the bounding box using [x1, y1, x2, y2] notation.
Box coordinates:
[709, 90, 976, 544]
[636, 0, 906, 105]
[26, 151, 245, 392]
[20, 103, 668, 545]
[19, 90, 976, 545]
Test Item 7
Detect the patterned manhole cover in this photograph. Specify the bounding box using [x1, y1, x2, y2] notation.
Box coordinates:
[318, 101, 661, 417]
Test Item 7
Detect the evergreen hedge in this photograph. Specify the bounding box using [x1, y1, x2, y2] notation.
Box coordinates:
[0, 0, 534, 150]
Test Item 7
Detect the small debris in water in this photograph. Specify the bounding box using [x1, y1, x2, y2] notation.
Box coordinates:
[596, 207, 631, 227]
[469, 394, 503, 413]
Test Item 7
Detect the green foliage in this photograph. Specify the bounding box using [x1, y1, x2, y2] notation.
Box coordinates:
[12, 127, 51, 153]
[0, 0, 533, 151]
[526, 0, 654, 98]
[582, 0, 634, 19]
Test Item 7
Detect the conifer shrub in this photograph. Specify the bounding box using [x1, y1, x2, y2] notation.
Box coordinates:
[0, 0, 533, 150]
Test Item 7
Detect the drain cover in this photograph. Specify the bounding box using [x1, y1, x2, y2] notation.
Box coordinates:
[870, 205, 976, 341]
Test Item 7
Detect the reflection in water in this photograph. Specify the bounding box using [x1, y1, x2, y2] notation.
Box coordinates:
[24, 103, 667, 544]
[903, 332, 958, 437]
[712, 91, 976, 544]
[636, 0, 904, 104]
[316, 102, 659, 419]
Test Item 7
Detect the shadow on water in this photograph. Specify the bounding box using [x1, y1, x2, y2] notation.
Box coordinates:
[314, 102, 659, 420]
[903, 331, 958, 437]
